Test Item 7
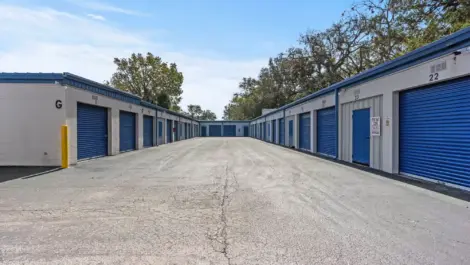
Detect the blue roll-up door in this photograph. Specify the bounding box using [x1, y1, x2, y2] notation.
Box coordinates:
[143, 115, 153, 148]
[243, 126, 249, 136]
[279, 118, 285, 145]
[77, 103, 108, 160]
[209, 125, 222, 136]
[174, 121, 179, 141]
[317, 107, 336, 157]
[299, 112, 311, 151]
[288, 120, 294, 146]
[167, 120, 172, 143]
[202, 126, 207, 136]
[272, 120, 276, 143]
[400, 77, 470, 188]
[223, 125, 236, 136]
[263, 122, 267, 141]
[267, 123, 270, 140]
[119, 111, 136, 152]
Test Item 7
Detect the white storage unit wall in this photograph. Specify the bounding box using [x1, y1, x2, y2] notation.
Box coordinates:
[0, 82, 66, 166]
[265, 111, 283, 143]
[339, 47, 470, 179]
[249, 28, 470, 190]
[65, 83, 155, 163]
[284, 93, 335, 152]
[0, 73, 199, 167]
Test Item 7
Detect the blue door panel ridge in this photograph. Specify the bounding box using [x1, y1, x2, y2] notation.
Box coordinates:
[299, 112, 311, 151]
[223, 125, 236, 136]
[288, 120, 294, 147]
[119, 111, 136, 152]
[272, 121, 276, 143]
[352, 108, 370, 165]
[264, 122, 267, 140]
[279, 118, 285, 145]
[174, 121, 179, 141]
[317, 107, 336, 157]
[400, 77, 470, 188]
[143, 115, 153, 147]
[77, 103, 108, 160]
[209, 125, 222, 136]
[167, 120, 172, 143]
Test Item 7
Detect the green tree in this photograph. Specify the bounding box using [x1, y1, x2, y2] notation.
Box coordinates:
[156, 93, 171, 109]
[222, 0, 470, 120]
[187, 104, 203, 119]
[184, 104, 217, 120]
[109, 52, 184, 109]
[200, 110, 217, 121]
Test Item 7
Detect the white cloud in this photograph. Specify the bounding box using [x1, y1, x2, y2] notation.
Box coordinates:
[68, 0, 147, 16]
[87, 13, 106, 21]
[0, 4, 265, 118]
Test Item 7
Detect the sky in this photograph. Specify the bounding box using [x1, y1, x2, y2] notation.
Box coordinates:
[0, 0, 353, 118]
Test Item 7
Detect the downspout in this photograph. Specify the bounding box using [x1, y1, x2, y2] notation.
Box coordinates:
[335, 88, 339, 159]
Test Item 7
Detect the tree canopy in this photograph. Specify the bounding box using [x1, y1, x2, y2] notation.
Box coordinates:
[109, 52, 184, 112]
[184, 104, 217, 121]
[223, 0, 470, 120]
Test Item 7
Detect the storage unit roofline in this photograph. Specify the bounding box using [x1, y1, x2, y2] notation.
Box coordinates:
[199, 120, 250, 123]
[250, 26, 470, 122]
[0, 72, 198, 122]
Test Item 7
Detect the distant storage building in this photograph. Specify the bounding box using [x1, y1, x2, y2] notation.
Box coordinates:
[250, 27, 470, 190]
[199, 121, 250, 137]
[0, 73, 200, 167]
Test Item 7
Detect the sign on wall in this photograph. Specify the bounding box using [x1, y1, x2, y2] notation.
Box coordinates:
[371, 117, 381, 136]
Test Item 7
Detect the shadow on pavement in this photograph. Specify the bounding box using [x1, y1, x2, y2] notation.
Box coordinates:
[0, 167, 60, 183]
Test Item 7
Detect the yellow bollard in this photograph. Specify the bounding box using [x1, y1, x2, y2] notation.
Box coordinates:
[61, 125, 69, 168]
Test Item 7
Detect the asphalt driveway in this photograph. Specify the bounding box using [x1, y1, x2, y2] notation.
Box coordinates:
[1, 138, 469, 264]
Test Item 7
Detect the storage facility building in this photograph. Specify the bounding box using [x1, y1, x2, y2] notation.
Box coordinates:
[0, 73, 199, 167]
[199, 121, 250, 137]
[250, 27, 470, 190]
[1, 28, 470, 191]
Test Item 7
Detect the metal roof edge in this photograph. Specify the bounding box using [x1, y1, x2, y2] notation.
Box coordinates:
[0, 72, 64, 82]
[148, 102, 197, 121]
[250, 88, 335, 122]
[62, 72, 141, 100]
[249, 26, 470, 122]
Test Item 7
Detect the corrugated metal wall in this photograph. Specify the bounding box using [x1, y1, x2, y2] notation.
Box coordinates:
[340, 96, 383, 170]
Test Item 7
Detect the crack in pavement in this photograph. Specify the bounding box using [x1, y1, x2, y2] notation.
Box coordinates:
[220, 164, 231, 264]
[208, 163, 239, 265]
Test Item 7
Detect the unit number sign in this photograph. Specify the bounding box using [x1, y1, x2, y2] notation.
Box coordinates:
[371, 117, 381, 136]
